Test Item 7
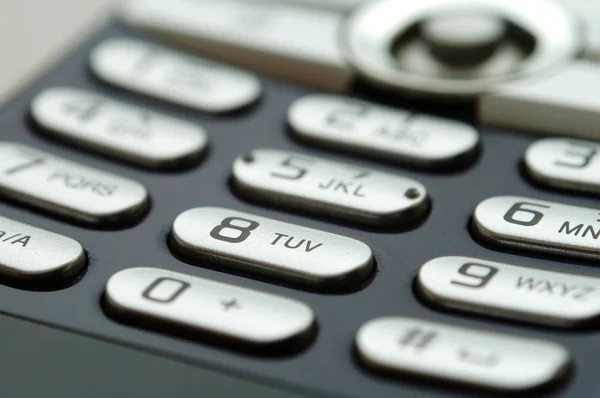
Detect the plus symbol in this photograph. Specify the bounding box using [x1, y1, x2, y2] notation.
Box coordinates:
[220, 298, 241, 311]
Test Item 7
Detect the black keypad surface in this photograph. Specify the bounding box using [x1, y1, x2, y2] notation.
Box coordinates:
[1, 23, 600, 398]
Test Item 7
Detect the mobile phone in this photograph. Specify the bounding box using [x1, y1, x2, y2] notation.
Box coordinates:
[1, 1, 600, 397]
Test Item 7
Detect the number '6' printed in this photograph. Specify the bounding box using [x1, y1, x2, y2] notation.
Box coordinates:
[503, 202, 550, 227]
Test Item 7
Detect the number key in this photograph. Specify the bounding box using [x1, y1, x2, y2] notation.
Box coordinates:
[105, 267, 315, 350]
[170, 207, 374, 289]
[288, 94, 480, 169]
[31, 87, 208, 169]
[473, 196, 600, 261]
[90, 38, 262, 113]
[419, 256, 600, 327]
[232, 149, 429, 227]
[356, 317, 570, 391]
[0, 142, 148, 226]
[526, 138, 600, 195]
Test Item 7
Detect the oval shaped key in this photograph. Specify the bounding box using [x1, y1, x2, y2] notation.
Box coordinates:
[418, 256, 600, 327]
[289, 94, 479, 169]
[473, 196, 600, 260]
[90, 38, 262, 113]
[356, 317, 570, 391]
[232, 149, 429, 226]
[0, 215, 85, 285]
[105, 267, 315, 350]
[171, 207, 374, 289]
[525, 138, 600, 195]
[31, 87, 208, 169]
[0, 142, 149, 226]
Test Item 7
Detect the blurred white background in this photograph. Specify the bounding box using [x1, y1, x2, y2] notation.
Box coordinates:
[0, 0, 117, 104]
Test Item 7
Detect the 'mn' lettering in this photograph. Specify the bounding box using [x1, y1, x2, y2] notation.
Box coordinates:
[558, 221, 600, 240]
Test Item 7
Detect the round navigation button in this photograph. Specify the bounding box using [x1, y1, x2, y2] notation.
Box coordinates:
[421, 13, 507, 66]
[344, 0, 579, 98]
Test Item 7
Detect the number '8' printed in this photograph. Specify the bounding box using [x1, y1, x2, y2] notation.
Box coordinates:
[210, 217, 259, 244]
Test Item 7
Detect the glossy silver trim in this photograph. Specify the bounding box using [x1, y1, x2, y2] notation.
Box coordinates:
[343, 0, 579, 98]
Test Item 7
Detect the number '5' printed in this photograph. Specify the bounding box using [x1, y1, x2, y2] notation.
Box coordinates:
[270, 156, 313, 181]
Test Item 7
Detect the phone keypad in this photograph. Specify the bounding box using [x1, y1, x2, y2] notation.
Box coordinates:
[473, 196, 600, 261]
[105, 267, 315, 349]
[90, 38, 262, 112]
[171, 207, 374, 289]
[0, 142, 149, 226]
[418, 256, 600, 327]
[31, 87, 208, 169]
[0, 215, 85, 284]
[232, 149, 429, 227]
[2, 1, 600, 396]
[288, 94, 480, 169]
[356, 317, 570, 391]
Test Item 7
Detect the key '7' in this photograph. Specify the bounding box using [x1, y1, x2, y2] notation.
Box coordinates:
[4, 153, 46, 175]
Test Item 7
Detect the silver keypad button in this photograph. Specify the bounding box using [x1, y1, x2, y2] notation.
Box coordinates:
[0, 142, 149, 226]
[232, 149, 429, 226]
[31, 87, 208, 169]
[105, 267, 315, 347]
[525, 138, 600, 195]
[418, 256, 600, 327]
[288, 94, 479, 168]
[118, 0, 352, 91]
[473, 196, 600, 261]
[356, 317, 570, 391]
[90, 38, 262, 113]
[171, 207, 374, 289]
[0, 215, 85, 283]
